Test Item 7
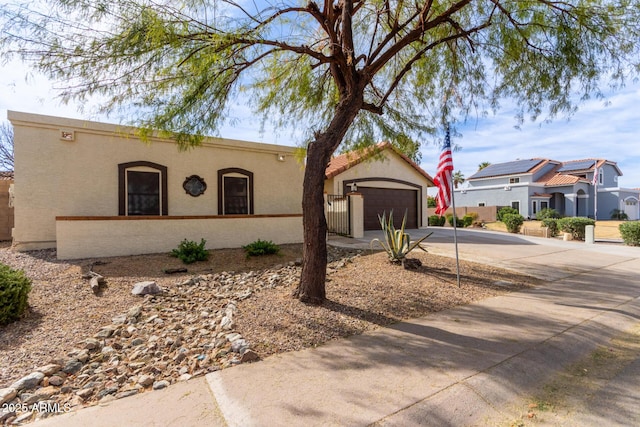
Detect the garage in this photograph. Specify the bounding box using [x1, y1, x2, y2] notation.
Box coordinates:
[624, 197, 639, 220]
[325, 142, 433, 236]
[359, 187, 418, 230]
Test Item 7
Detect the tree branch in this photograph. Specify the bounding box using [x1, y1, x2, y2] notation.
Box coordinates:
[367, 0, 473, 76]
[378, 21, 492, 107]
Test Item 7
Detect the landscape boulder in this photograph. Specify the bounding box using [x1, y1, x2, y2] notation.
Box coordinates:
[131, 281, 162, 296]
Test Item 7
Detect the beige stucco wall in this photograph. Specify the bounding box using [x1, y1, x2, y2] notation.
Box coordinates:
[56, 216, 302, 259]
[325, 149, 432, 228]
[9, 111, 304, 251]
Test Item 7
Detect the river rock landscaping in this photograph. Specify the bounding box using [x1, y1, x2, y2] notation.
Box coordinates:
[0, 243, 536, 425]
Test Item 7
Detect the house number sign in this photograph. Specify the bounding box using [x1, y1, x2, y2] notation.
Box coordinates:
[183, 175, 207, 197]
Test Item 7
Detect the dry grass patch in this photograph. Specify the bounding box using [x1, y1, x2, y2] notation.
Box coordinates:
[236, 250, 538, 357]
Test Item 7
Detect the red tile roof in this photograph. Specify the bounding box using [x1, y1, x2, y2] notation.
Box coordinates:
[325, 142, 434, 184]
[544, 174, 584, 186]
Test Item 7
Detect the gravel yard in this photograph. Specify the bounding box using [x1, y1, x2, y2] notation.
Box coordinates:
[0, 242, 538, 423]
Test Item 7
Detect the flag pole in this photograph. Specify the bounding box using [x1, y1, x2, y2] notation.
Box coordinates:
[593, 166, 598, 220]
[448, 131, 461, 288]
[435, 122, 461, 287]
[594, 177, 598, 221]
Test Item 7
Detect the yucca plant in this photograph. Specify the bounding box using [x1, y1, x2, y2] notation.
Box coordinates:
[370, 211, 432, 263]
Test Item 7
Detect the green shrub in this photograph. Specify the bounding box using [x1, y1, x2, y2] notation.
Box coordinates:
[502, 213, 524, 233]
[537, 208, 560, 220]
[619, 222, 640, 246]
[541, 218, 559, 237]
[497, 207, 519, 222]
[610, 209, 629, 220]
[428, 215, 446, 226]
[243, 239, 280, 257]
[446, 213, 460, 227]
[461, 213, 477, 228]
[427, 196, 437, 208]
[0, 263, 32, 326]
[170, 238, 209, 264]
[557, 217, 595, 241]
[370, 211, 431, 263]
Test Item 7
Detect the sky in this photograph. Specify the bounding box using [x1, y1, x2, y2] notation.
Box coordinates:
[2, 58, 640, 189]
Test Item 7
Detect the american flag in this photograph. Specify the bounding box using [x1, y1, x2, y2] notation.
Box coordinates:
[592, 166, 598, 186]
[434, 126, 454, 216]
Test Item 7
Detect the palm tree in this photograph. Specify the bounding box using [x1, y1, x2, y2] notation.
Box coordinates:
[478, 161, 491, 171]
[453, 170, 465, 189]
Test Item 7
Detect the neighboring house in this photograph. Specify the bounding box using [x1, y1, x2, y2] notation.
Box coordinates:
[455, 158, 640, 220]
[325, 142, 434, 230]
[9, 111, 305, 259]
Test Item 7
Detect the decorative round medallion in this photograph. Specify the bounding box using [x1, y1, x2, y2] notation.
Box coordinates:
[183, 175, 207, 197]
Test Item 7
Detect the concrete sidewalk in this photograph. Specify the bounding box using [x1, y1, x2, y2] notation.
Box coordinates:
[32, 229, 640, 426]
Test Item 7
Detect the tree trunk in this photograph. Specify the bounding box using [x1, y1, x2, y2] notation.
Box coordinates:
[295, 140, 330, 304]
[294, 92, 364, 304]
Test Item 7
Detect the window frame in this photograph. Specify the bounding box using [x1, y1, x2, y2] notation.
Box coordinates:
[118, 161, 168, 216]
[217, 168, 254, 215]
[509, 177, 520, 184]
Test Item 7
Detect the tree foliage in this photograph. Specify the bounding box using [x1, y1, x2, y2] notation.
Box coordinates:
[477, 162, 491, 171]
[0, 122, 14, 171]
[452, 170, 465, 188]
[2, 0, 640, 303]
[3, 1, 638, 143]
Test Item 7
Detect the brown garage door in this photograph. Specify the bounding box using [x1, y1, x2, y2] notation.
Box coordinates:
[360, 187, 418, 230]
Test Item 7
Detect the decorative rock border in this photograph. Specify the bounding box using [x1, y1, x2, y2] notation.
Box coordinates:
[1, 247, 361, 425]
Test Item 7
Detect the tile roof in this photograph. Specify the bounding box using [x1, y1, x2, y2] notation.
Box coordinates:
[325, 142, 434, 184]
[0, 171, 14, 180]
[544, 174, 585, 186]
[541, 158, 614, 187]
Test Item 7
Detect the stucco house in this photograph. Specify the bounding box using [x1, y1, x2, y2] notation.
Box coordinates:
[9, 111, 306, 259]
[454, 158, 640, 220]
[8, 111, 433, 259]
[325, 142, 434, 230]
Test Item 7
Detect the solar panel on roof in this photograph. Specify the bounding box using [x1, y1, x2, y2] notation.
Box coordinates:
[558, 160, 596, 172]
[471, 159, 543, 179]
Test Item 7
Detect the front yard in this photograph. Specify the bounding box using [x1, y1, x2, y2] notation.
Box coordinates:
[0, 243, 537, 424]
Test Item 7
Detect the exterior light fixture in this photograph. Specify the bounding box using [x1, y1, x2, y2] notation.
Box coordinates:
[60, 129, 75, 141]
